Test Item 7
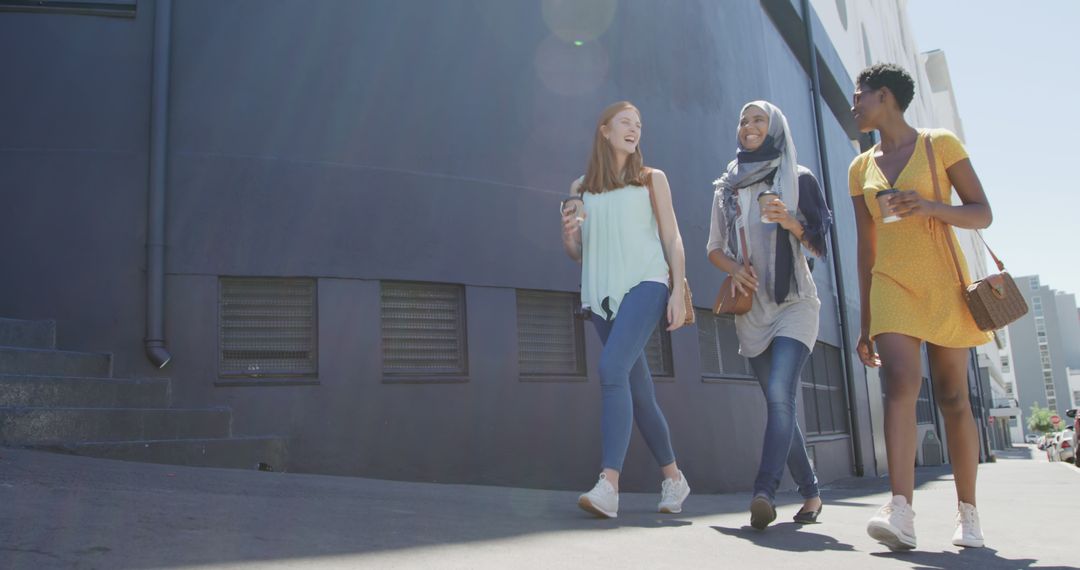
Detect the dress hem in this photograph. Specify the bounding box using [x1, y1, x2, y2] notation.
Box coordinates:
[869, 327, 991, 349]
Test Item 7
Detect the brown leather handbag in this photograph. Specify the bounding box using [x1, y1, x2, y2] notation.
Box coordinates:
[645, 172, 695, 326]
[713, 191, 753, 315]
[924, 135, 1028, 331]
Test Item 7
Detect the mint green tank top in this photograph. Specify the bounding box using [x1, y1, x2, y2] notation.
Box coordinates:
[580, 184, 670, 320]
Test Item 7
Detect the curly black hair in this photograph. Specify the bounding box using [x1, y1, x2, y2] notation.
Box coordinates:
[856, 63, 915, 112]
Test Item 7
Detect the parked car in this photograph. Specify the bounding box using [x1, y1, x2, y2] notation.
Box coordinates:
[1068, 409, 1079, 462]
[1056, 429, 1075, 463]
[1026, 433, 1040, 444]
[1067, 410, 1075, 457]
[1047, 432, 1062, 461]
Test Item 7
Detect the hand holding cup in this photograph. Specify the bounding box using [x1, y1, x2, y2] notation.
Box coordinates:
[887, 189, 937, 219]
[560, 196, 585, 239]
[758, 191, 793, 226]
[875, 188, 901, 223]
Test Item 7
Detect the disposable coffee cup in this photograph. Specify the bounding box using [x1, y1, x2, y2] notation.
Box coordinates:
[757, 190, 780, 223]
[876, 189, 901, 223]
[560, 196, 584, 225]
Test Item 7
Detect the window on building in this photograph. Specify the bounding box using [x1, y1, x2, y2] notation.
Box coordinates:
[1000, 355, 1010, 373]
[801, 342, 850, 436]
[697, 309, 753, 379]
[645, 323, 675, 380]
[1073, 391, 1080, 407]
[516, 290, 586, 379]
[219, 277, 317, 378]
[381, 282, 468, 379]
[1030, 277, 1040, 290]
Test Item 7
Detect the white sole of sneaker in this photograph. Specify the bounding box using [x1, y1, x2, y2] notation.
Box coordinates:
[658, 505, 682, 514]
[867, 521, 916, 550]
[952, 538, 984, 548]
[578, 496, 617, 519]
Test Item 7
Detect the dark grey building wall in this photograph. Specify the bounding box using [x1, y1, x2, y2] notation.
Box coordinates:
[0, 7, 154, 379]
[1, 1, 866, 492]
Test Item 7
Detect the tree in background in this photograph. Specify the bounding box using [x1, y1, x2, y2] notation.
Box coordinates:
[1028, 403, 1061, 434]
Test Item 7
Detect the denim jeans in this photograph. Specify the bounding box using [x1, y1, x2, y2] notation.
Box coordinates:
[591, 281, 677, 473]
[749, 336, 820, 501]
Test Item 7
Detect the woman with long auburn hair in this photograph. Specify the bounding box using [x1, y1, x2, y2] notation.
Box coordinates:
[560, 101, 690, 518]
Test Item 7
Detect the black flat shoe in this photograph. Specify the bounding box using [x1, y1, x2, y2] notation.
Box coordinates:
[793, 504, 822, 524]
[749, 495, 777, 530]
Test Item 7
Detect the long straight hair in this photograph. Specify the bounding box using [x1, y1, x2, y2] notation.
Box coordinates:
[581, 101, 650, 195]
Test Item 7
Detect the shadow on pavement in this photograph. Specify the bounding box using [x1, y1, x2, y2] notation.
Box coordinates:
[570, 514, 694, 531]
[710, 522, 856, 553]
[871, 547, 1069, 570]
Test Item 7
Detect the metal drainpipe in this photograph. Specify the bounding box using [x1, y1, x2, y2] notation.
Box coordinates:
[801, 0, 864, 476]
[145, 0, 173, 368]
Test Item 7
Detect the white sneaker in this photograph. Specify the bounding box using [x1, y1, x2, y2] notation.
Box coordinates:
[952, 502, 985, 548]
[867, 495, 917, 550]
[578, 473, 618, 518]
[658, 471, 691, 514]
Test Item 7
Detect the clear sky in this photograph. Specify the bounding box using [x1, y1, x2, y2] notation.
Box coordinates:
[907, 0, 1078, 298]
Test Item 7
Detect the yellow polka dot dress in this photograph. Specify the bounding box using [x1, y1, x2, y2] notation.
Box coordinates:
[848, 129, 991, 348]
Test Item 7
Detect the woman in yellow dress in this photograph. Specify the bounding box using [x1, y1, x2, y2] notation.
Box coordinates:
[848, 64, 993, 551]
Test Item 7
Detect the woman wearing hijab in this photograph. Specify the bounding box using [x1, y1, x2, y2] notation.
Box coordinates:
[707, 101, 833, 530]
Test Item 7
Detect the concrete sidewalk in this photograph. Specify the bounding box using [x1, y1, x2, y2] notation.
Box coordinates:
[1, 445, 1076, 569]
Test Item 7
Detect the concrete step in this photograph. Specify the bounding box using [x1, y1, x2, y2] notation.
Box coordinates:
[0, 346, 111, 377]
[0, 374, 170, 408]
[0, 318, 56, 349]
[41, 436, 288, 471]
[0, 407, 231, 445]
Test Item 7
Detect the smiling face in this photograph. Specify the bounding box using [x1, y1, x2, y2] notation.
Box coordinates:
[600, 108, 642, 156]
[738, 105, 769, 151]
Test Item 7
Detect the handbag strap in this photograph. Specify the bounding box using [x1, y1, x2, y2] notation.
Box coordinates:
[922, 132, 966, 286]
[973, 230, 1006, 273]
[731, 191, 751, 270]
[644, 171, 677, 277]
[923, 132, 1007, 284]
